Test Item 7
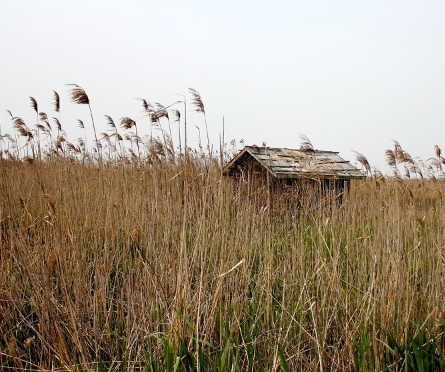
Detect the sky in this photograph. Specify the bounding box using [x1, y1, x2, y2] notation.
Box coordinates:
[1, 0, 444, 173]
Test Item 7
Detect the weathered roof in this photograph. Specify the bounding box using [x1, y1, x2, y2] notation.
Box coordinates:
[223, 146, 365, 180]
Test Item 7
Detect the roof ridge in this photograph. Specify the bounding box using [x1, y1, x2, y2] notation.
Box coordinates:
[245, 145, 338, 154]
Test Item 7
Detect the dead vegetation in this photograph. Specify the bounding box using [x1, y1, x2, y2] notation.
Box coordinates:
[0, 88, 444, 371]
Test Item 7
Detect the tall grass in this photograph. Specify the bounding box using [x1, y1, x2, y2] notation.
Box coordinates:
[0, 88, 444, 371]
[1, 157, 445, 371]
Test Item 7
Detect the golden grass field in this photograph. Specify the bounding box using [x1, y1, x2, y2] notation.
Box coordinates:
[1, 87, 444, 371]
[1, 156, 444, 371]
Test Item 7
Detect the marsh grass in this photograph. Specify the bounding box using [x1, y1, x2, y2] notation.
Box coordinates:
[1, 87, 445, 371]
[1, 156, 445, 371]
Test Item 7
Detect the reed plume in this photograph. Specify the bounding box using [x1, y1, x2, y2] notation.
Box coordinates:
[434, 145, 444, 176]
[121, 117, 140, 162]
[105, 115, 116, 130]
[155, 103, 174, 154]
[385, 149, 396, 167]
[56, 136, 65, 153]
[299, 134, 314, 152]
[66, 142, 81, 154]
[53, 90, 60, 112]
[139, 98, 155, 143]
[189, 88, 204, 113]
[29, 97, 38, 113]
[353, 151, 371, 176]
[172, 109, 182, 155]
[171, 94, 187, 159]
[105, 115, 123, 158]
[189, 88, 210, 158]
[13, 117, 33, 141]
[36, 124, 47, 133]
[39, 112, 48, 121]
[68, 84, 90, 105]
[120, 117, 136, 130]
[29, 97, 40, 158]
[52, 117, 61, 131]
[139, 98, 153, 114]
[67, 84, 100, 159]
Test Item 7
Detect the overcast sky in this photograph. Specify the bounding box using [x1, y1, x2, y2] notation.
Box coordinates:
[1, 0, 444, 172]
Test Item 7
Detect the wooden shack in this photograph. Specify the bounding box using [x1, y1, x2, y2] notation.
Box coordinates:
[223, 146, 365, 202]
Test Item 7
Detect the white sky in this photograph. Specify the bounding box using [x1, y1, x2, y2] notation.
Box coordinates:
[1, 0, 444, 172]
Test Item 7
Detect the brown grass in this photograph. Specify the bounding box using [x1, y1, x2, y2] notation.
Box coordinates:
[0, 156, 444, 371]
[1, 88, 444, 371]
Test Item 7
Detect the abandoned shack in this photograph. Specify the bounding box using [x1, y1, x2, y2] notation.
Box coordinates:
[223, 146, 365, 202]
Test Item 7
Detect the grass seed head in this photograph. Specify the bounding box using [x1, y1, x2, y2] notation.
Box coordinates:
[23, 336, 35, 350]
[29, 97, 38, 113]
[299, 134, 314, 152]
[53, 117, 62, 131]
[121, 117, 136, 130]
[39, 112, 48, 121]
[353, 151, 371, 175]
[189, 87, 205, 113]
[53, 90, 60, 112]
[67, 84, 90, 105]
[105, 115, 116, 130]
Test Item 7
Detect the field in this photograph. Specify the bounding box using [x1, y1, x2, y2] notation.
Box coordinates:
[1, 88, 445, 371]
[1, 156, 445, 371]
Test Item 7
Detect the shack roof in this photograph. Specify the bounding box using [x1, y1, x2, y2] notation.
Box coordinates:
[223, 146, 365, 180]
